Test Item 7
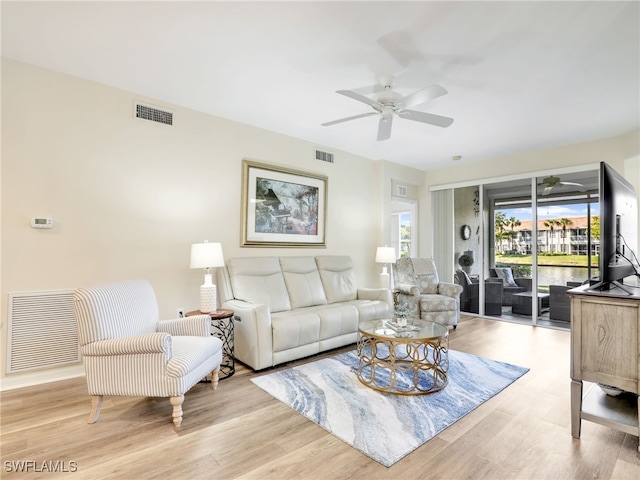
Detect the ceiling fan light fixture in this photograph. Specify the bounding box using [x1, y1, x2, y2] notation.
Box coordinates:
[381, 106, 394, 119]
[452, 155, 462, 161]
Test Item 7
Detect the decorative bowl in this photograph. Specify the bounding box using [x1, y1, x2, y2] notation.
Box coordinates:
[598, 383, 624, 396]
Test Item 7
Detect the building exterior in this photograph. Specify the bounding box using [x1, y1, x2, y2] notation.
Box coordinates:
[497, 216, 599, 256]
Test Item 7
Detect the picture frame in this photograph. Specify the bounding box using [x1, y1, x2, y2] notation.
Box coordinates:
[241, 160, 327, 247]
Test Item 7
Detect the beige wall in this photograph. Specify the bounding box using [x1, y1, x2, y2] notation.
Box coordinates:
[420, 131, 640, 257]
[2, 58, 638, 388]
[0, 59, 388, 387]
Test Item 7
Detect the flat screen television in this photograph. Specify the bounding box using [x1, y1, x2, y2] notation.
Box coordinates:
[589, 161, 639, 294]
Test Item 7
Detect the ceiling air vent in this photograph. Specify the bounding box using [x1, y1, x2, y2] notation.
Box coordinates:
[396, 184, 408, 197]
[315, 149, 334, 164]
[134, 102, 173, 125]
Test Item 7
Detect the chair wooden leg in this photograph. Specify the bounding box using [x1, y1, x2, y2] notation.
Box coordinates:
[210, 366, 220, 390]
[170, 395, 184, 427]
[88, 395, 103, 424]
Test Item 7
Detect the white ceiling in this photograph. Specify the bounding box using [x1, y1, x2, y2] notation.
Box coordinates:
[2, 1, 639, 171]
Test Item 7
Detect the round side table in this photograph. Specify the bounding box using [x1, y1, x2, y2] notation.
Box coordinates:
[186, 309, 235, 379]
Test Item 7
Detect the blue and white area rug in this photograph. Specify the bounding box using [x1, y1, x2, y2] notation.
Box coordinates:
[251, 349, 529, 467]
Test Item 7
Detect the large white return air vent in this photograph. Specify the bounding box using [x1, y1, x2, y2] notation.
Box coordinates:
[6, 290, 80, 374]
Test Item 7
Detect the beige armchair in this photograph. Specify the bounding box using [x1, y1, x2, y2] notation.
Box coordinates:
[393, 257, 463, 328]
[73, 279, 223, 427]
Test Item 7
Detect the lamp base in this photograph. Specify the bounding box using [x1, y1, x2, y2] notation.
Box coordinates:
[380, 272, 390, 289]
[379, 264, 393, 289]
[199, 274, 217, 313]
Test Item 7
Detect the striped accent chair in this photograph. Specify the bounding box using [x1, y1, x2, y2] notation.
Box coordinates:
[73, 279, 223, 427]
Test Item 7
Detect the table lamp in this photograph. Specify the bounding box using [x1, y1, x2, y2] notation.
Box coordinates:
[190, 241, 225, 313]
[375, 246, 396, 289]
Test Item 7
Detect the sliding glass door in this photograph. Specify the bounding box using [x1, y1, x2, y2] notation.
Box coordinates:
[535, 170, 599, 327]
[445, 166, 599, 329]
[486, 178, 534, 322]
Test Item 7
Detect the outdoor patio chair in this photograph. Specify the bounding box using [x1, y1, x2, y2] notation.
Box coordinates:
[455, 269, 503, 316]
[549, 285, 572, 322]
[488, 267, 532, 306]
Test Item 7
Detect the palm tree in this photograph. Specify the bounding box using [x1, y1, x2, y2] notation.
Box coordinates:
[507, 216, 521, 253]
[494, 211, 508, 254]
[557, 217, 574, 254]
[557, 218, 573, 238]
[544, 219, 559, 253]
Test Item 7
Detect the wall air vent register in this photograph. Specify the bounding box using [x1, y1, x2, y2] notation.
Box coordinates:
[134, 102, 173, 125]
[396, 185, 408, 197]
[315, 149, 334, 163]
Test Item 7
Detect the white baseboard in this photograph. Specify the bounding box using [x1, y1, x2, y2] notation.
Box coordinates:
[0, 365, 85, 391]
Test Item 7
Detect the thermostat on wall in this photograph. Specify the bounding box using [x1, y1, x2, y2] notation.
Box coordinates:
[31, 217, 53, 229]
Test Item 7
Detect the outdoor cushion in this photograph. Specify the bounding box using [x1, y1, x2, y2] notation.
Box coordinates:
[494, 267, 517, 287]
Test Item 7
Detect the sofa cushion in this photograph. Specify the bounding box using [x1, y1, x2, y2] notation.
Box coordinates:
[315, 256, 358, 303]
[271, 310, 321, 352]
[280, 256, 328, 309]
[316, 304, 359, 340]
[227, 257, 291, 313]
[344, 299, 391, 323]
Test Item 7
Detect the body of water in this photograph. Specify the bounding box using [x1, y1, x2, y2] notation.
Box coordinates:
[537, 265, 594, 287]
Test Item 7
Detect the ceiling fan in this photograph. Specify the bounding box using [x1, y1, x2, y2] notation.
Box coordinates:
[321, 74, 454, 141]
[538, 176, 584, 195]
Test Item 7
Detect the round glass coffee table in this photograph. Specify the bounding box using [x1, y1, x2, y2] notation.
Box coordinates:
[356, 319, 449, 395]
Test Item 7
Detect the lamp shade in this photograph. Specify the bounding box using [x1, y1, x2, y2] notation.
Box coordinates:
[190, 241, 224, 269]
[375, 246, 396, 264]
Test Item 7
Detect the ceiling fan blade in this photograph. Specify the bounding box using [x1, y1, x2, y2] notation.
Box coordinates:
[336, 90, 381, 109]
[377, 117, 393, 141]
[398, 109, 454, 128]
[398, 85, 448, 109]
[559, 181, 584, 187]
[321, 112, 377, 127]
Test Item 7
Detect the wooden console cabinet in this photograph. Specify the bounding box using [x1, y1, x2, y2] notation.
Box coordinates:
[569, 285, 640, 451]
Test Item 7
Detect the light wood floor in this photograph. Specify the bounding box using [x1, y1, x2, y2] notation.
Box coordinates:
[2, 316, 639, 479]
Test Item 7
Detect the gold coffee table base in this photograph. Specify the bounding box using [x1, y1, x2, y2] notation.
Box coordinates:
[356, 320, 449, 396]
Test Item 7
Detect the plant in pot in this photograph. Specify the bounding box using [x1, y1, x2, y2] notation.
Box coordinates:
[394, 303, 413, 326]
[458, 253, 474, 274]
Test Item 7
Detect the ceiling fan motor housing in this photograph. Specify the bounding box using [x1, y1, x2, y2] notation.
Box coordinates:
[375, 89, 402, 106]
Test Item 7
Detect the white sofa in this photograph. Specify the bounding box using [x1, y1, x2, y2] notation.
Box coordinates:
[217, 255, 392, 370]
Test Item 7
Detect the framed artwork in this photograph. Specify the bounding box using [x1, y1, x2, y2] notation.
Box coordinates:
[241, 160, 327, 247]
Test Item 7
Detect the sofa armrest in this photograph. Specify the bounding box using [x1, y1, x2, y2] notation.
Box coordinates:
[157, 316, 210, 337]
[222, 299, 273, 371]
[357, 287, 393, 302]
[358, 287, 394, 312]
[82, 332, 171, 357]
[438, 282, 463, 299]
